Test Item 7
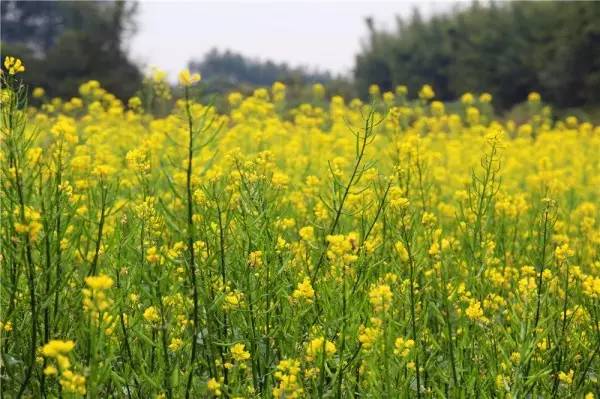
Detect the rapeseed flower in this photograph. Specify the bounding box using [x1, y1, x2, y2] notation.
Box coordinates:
[306, 337, 336, 361]
[178, 69, 201, 87]
[292, 277, 315, 303]
[230, 343, 251, 361]
[4, 56, 25, 75]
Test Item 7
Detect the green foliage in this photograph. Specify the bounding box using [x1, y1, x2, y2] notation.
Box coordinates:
[189, 48, 333, 93]
[355, 2, 600, 109]
[188, 48, 357, 112]
[2, 60, 600, 398]
[1, 0, 141, 100]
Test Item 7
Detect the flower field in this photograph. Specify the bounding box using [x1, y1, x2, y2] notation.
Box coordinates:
[1, 60, 600, 398]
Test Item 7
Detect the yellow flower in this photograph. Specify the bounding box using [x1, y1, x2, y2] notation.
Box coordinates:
[467, 106, 480, 125]
[228, 91, 243, 106]
[396, 85, 408, 96]
[92, 164, 116, 178]
[168, 338, 184, 352]
[528, 91, 541, 103]
[146, 246, 162, 264]
[128, 96, 142, 109]
[143, 306, 160, 323]
[479, 92, 492, 103]
[4, 56, 25, 75]
[510, 352, 521, 364]
[306, 337, 336, 361]
[272, 171, 290, 188]
[465, 301, 488, 323]
[223, 291, 244, 310]
[358, 324, 381, 350]
[85, 274, 114, 290]
[2, 321, 13, 332]
[390, 195, 410, 210]
[460, 92, 474, 105]
[555, 243, 574, 262]
[368, 284, 393, 313]
[27, 147, 43, 164]
[272, 81, 286, 102]
[421, 212, 437, 227]
[56, 353, 71, 369]
[326, 234, 358, 264]
[312, 83, 325, 99]
[178, 69, 201, 87]
[126, 148, 151, 173]
[292, 277, 315, 303]
[82, 275, 114, 317]
[13, 206, 43, 241]
[230, 343, 251, 361]
[59, 369, 86, 395]
[383, 91, 395, 104]
[431, 101, 445, 116]
[566, 115, 578, 128]
[394, 337, 415, 357]
[207, 377, 221, 396]
[368, 84, 380, 97]
[32, 87, 45, 98]
[299, 226, 315, 241]
[495, 374, 509, 391]
[394, 241, 409, 262]
[558, 369, 574, 385]
[418, 84, 435, 100]
[41, 340, 75, 358]
[247, 250, 263, 268]
[273, 358, 304, 397]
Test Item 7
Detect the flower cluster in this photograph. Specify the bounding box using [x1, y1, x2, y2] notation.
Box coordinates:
[41, 340, 86, 395]
[2, 57, 599, 397]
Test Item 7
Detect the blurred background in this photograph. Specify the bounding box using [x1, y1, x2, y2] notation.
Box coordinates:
[2, 0, 599, 119]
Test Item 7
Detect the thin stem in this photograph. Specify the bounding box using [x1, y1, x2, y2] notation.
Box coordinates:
[184, 86, 200, 399]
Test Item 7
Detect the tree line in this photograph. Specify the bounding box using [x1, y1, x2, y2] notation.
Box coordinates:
[1, 0, 141, 100]
[355, 1, 600, 109]
[2, 1, 599, 111]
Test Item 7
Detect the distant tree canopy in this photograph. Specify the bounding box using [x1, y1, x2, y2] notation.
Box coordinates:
[1, 0, 141, 100]
[189, 48, 333, 93]
[355, 1, 600, 109]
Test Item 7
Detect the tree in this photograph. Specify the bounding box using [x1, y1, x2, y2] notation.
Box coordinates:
[189, 48, 333, 93]
[354, 2, 600, 109]
[1, 0, 142, 100]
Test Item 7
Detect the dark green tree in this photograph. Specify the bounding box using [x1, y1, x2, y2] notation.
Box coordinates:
[189, 48, 333, 93]
[355, 1, 600, 109]
[1, 0, 141, 100]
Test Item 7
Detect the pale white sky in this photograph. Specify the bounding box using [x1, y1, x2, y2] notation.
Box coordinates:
[130, 1, 462, 80]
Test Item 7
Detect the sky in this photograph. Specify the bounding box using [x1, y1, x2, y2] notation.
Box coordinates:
[130, 1, 461, 81]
